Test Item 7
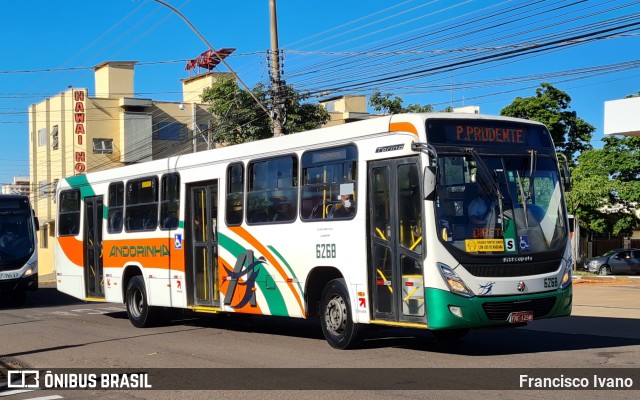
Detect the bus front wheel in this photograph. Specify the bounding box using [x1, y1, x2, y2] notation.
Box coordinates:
[125, 276, 160, 328]
[320, 278, 360, 350]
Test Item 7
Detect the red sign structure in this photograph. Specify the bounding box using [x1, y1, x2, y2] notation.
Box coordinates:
[185, 48, 235, 74]
[73, 90, 87, 174]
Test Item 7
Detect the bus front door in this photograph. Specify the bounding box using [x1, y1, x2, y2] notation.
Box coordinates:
[189, 182, 219, 307]
[84, 196, 105, 299]
[368, 158, 425, 324]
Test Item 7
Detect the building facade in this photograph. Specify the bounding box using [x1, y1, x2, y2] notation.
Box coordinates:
[1, 176, 30, 196]
[29, 62, 221, 275]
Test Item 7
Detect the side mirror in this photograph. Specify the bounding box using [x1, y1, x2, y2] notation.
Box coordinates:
[423, 166, 436, 201]
[557, 153, 572, 192]
[34, 217, 40, 231]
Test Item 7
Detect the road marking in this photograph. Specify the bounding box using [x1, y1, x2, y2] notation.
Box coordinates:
[0, 389, 36, 397]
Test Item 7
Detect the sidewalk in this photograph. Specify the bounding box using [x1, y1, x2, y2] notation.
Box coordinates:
[573, 274, 640, 285]
[38, 272, 56, 285]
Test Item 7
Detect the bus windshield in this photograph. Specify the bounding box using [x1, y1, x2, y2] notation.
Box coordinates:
[435, 153, 567, 255]
[0, 212, 36, 264]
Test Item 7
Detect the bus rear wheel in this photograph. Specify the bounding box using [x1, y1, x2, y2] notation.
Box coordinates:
[125, 276, 160, 328]
[320, 278, 360, 350]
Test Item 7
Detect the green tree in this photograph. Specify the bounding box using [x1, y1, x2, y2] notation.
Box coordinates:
[369, 90, 434, 114]
[567, 136, 640, 236]
[200, 77, 330, 145]
[500, 83, 594, 162]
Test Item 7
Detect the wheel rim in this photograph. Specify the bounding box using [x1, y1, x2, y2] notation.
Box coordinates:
[129, 287, 143, 318]
[324, 294, 347, 334]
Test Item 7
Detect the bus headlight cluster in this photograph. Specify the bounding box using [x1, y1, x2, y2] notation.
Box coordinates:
[560, 257, 572, 289]
[22, 261, 38, 277]
[437, 262, 474, 298]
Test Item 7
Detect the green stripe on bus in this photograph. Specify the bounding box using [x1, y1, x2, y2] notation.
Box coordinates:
[65, 175, 96, 198]
[218, 232, 289, 317]
[268, 245, 304, 296]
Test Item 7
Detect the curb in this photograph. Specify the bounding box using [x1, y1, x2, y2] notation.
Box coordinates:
[573, 275, 640, 284]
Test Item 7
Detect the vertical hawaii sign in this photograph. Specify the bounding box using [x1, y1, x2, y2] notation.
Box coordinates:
[73, 89, 87, 174]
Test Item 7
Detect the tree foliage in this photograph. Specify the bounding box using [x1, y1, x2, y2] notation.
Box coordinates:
[567, 136, 640, 237]
[200, 77, 330, 145]
[500, 83, 594, 162]
[369, 90, 434, 114]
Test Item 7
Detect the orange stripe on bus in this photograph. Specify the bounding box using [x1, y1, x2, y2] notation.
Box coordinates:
[389, 122, 418, 136]
[229, 225, 306, 317]
[58, 236, 84, 267]
[103, 238, 184, 272]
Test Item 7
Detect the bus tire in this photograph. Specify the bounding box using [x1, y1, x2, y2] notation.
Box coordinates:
[320, 278, 360, 350]
[125, 276, 160, 328]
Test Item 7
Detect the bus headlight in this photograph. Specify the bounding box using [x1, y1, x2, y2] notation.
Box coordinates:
[437, 262, 474, 298]
[22, 261, 38, 277]
[560, 258, 572, 289]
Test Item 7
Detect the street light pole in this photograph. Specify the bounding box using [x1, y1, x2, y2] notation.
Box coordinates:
[269, 0, 284, 136]
[152, 0, 276, 131]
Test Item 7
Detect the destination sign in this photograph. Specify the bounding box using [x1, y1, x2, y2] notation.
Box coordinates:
[425, 119, 554, 148]
[456, 125, 524, 144]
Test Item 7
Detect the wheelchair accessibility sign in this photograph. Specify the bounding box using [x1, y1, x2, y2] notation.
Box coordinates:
[519, 235, 530, 250]
[174, 234, 182, 250]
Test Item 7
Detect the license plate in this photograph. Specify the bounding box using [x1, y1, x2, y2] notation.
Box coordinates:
[0, 272, 19, 280]
[508, 311, 533, 323]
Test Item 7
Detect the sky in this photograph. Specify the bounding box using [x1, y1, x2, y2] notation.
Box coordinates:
[1, 0, 639, 188]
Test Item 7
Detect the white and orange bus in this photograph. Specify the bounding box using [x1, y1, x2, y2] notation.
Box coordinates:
[55, 113, 573, 349]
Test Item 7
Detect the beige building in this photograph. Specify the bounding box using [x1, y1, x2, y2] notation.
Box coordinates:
[320, 95, 370, 126]
[29, 61, 221, 275]
[1, 176, 30, 196]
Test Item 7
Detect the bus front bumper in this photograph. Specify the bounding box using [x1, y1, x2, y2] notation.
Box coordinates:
[0, 273, 39, 294]
[425, 284, 572, 330]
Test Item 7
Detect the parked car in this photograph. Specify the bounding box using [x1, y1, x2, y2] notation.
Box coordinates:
[584, 248, 640, 275]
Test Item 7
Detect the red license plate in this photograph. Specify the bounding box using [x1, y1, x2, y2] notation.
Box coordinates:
[508, 311, 533, 323]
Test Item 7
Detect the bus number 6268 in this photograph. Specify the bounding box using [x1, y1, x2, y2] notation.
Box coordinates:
[316, 244, 336, 259]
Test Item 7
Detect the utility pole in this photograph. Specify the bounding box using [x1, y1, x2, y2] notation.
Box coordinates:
[269, 0, 284, 136]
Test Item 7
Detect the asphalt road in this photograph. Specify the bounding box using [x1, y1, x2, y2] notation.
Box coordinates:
[1, 280, 639, 400]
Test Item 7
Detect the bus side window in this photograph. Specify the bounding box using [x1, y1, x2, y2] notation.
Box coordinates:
[160, 173, 180, 230]
[226, 163, 244, 226]
[247, 156, 298, 225]
[300, 145, 358, 221]
[58, 189, 81, 236]
[107, 182, 124, 234]
[125, 177, 159, 232]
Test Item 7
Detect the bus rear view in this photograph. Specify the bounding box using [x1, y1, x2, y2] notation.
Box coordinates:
[0, 194, 39, 305]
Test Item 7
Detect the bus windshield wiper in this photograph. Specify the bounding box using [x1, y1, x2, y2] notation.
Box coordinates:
[528, 149, 537, 203]
[464, 148, 503, 201]
[464, 148, 505, 232]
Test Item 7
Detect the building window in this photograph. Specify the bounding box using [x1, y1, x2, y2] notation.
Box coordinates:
[38, 128, 48, 147]
[40, 225, 48, 249]
[38, 180, 48, 199]
[154, 122, 187, 141]
[247, 155, 298, 224]
[93, 138, 113, 154]
[51, 125, 59, 150]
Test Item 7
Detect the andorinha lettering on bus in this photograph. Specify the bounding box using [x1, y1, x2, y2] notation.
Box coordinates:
[456, 124, 525, 143]
[519, 374, 635, 389]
